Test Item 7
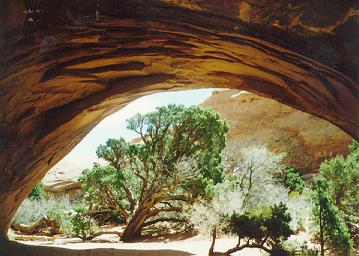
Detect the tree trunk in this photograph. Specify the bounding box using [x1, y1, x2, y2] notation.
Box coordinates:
[121, 212, 147, 241]
[208, 227, 217, 255]
[121, 201, 152, 242]
[319, 202, 325, 256]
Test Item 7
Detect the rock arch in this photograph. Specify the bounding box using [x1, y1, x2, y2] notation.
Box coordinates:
[0, 0, 358, 237]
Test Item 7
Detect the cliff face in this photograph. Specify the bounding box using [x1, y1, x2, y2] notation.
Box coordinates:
[202, 90, 353, 173]
[0, 0, 358, 236]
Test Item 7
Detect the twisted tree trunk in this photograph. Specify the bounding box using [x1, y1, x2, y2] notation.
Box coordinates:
[121, 210, 149, 241]
[121, 199, 153, 242]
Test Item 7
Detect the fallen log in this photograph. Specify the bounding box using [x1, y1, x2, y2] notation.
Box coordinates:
[12, 217, 48, 234]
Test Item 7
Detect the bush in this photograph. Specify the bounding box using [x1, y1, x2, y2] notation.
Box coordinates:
[203, 203, 294, 255]
[28, 182, 45, 200]
[230, 203, 293, 252]
[283, 240, 319, 256]
[12, 195, 79, 236]
[189, 146, 308, 255]
[281, 167, 306, 194]
[12, 197, 58, 225]
[71, 206, 98, 241]
[47, 198, 78, 235]
[299, 244, 319, 256]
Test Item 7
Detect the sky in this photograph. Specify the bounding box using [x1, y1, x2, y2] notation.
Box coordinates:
[48, 89, 219, 179]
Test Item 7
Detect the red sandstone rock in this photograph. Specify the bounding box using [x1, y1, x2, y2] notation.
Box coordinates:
[202, 90, 353, 173]
[0, 0, 358, 236]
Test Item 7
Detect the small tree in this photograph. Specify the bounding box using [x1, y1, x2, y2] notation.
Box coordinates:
[71, 206, 99, 241]
[189, 146, 297, 255]
[81, 104, 228, 241]
[209, 203, 293, 255]
[229, 146, 288, 210]
[312, 178, 352, 256]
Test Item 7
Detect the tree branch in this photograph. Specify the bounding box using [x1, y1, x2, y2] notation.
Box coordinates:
[148, 206, 182, 217]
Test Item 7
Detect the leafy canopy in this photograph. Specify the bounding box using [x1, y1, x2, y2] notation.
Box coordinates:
[230, 203, 293, 254]
[319, 140, 359, 223]
[80, 104, 228, 240]
[312, 178, 353, 256]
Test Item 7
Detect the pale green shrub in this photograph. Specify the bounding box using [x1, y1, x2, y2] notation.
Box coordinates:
[12, 195, 80, 235]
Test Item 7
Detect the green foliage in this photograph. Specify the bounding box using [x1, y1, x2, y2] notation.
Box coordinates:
[28, 182, 45, 200]
[80, 164, 133, 221]
[282, 167, 306, 194]
[12, 195, 79, 236]
[12, 198, 56, 225]
[190, 146, 312, 256]
[230, 203, 293, 253]
[283, 240, 319, 256]
[47, 200, 78, 236]
[71, 205, 98, 241]
[81, 104, 228, 240]
[318, 140, 359, 223]
[299, 245, 319, 256]
[312, 178, 353, 256]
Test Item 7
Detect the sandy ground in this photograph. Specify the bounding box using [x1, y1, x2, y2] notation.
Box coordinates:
[2, 236, 261, 256]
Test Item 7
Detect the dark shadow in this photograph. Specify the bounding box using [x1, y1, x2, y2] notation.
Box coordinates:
[138, 231, 196, 243]
[1, 240, 194, 256]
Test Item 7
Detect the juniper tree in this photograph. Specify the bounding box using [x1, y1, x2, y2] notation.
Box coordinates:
[80, 104, 228, 241]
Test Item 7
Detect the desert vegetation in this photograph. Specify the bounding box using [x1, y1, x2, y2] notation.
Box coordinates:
[11, 104, 358, 255]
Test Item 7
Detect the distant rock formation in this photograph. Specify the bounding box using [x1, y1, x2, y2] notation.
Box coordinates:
[42, 169, 81, 198]
[201, 90, 353, 173]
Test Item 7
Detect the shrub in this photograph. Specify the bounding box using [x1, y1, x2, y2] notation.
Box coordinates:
[47, 198, 78, 235]
[28, 182, 45, 200]
[71, 206, 98, 241]
[283, 240, 319, 256]
[12, 198, 58, 225]
[282, 167, 306, 194]
[214, 203, 293, 255]
[12, 195, 79, 236]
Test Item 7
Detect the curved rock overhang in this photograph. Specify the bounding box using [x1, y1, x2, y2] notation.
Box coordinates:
[0, 0, 358, 236]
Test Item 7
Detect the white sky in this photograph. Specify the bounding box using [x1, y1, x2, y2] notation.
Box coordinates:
[48, 89, 219, 179]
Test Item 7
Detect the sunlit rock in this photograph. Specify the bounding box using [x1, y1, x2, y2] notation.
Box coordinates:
[202, 90, 353, 173]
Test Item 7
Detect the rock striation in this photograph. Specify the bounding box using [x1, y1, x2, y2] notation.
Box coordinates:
[0, 0, 358, 238]
[201, 90, 353, 173]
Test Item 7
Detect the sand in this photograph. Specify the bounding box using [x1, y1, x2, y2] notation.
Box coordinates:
[2, 236, 261, 256]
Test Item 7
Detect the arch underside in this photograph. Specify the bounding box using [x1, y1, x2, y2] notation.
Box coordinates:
[0, 0, 358, 237]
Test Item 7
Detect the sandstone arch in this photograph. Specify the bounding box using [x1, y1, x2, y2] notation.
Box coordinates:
[0, 0, 358, 239]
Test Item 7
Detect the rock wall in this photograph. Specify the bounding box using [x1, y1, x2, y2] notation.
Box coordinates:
[202, 90, 353, 173]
